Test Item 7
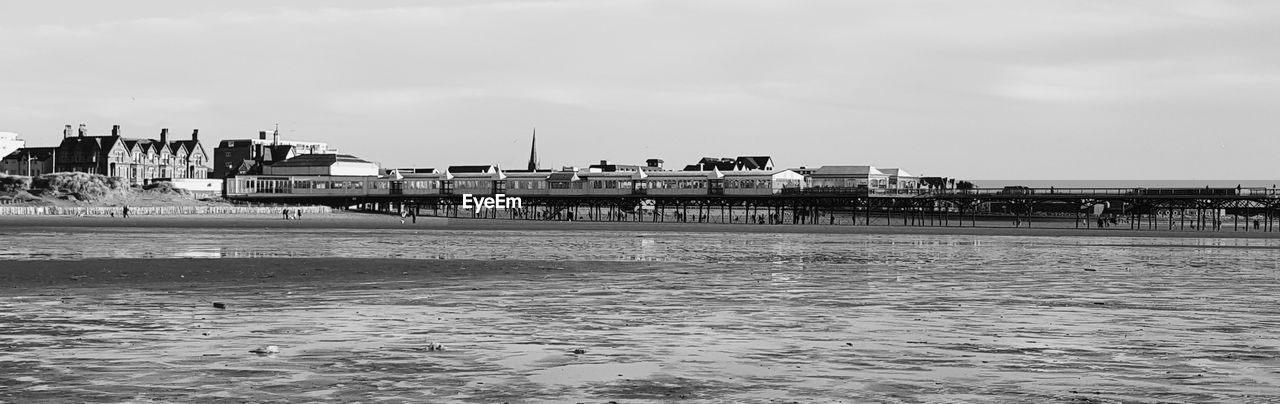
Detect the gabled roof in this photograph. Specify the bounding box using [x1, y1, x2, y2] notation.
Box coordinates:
[265, 145, 294, 162]
[811, 165, 886, 176]
[173, 140, 203, 156]
[880, 168, 915, 177]
[736, 156, 773, 170]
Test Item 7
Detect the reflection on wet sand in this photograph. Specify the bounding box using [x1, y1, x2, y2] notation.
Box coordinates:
[2, 227, 1280, 263]
[2, 232, 1280, 402]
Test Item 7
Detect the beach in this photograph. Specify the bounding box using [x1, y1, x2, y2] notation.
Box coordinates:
[3, 216, 1280, 402]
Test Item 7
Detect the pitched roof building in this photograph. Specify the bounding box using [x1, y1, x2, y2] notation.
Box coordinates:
[31, 124, 210, 184]
[808, 165, 890, 189]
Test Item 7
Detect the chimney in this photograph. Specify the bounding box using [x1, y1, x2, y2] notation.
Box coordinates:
[78, 124, 86, 137]
[63, 124, 72, 138]
[272, 130, 279, 145]
[160, 128, 169, 144]
[191, 129, 199, 141]
[259, 131, 267, 140]
[645, 158, 663, 169]
[111, 125, 121, 137]
[600, 160, 608, 166]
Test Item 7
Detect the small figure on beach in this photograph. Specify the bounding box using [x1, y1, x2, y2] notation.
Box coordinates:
[282, 208, 291, 220]
[400, 210, 408, 224]
[122, 205, 129, 219]
[296, 208, 303, 220]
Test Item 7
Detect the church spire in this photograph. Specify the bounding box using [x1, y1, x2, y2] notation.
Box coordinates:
[527, 128, 539, 171]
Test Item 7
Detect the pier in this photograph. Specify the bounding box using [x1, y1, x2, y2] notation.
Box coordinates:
[229, 186, 1280, 233]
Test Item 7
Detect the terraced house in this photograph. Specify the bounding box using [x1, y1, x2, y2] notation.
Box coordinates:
[53, 124, 209, 184]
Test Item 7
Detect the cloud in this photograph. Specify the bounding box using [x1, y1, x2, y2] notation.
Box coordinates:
[2, 1, 1279, 178]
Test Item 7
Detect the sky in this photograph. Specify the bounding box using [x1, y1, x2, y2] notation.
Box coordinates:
[1, 0, 1277, 180]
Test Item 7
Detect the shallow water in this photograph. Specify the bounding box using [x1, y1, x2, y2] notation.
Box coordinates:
[1, 227, 1279, 262]
[2, 229, 1280, 402]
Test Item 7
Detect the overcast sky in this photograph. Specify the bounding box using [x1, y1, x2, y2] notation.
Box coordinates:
[1, 0, 1277, 179]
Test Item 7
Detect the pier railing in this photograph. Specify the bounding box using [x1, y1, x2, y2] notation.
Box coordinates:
[785, 187, 1280, 198]
[0, 205, 334, 216]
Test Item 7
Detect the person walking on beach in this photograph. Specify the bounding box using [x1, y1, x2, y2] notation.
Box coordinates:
[296, 208, 303, 220]
[122, 205, 129, 219]
[282, 208, 290, 220]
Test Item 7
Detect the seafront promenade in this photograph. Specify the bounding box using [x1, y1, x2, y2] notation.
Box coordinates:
[0, 205, 332, 216]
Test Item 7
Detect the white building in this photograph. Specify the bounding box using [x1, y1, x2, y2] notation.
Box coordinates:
[808, 165, 890, 189]
[880, 168, 920, 189]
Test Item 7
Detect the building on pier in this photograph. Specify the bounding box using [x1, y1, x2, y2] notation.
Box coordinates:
[263, 153, 378, 176]
[880, 168, 920, 189]
[722, 169, 806, 195]
[548, 171, 585, 194]
[505, 171, 551, 194]
[808, 165, 891, 190]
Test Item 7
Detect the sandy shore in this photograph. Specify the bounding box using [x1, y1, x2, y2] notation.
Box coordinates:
[2, 211, 1279, 239]
[0, 258, 605, 288]
[3, 257, 1277, 402]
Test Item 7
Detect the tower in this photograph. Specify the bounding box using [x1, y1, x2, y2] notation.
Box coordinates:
[527, 128, 539, 171]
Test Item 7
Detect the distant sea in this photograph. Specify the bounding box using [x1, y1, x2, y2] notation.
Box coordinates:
[970, 180, 1280, 189]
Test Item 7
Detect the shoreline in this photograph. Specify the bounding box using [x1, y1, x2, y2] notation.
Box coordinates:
[1, 211, 1279, 239]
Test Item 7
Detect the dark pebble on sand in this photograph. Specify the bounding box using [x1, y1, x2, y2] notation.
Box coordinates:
[573, 349, 586, 354]
[1084, 268, 1097, 272]
[212, 302, 226, 309]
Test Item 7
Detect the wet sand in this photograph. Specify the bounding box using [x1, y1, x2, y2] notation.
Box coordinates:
[3, 212, 1279, 239]
[3, 257, 1278, 402]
